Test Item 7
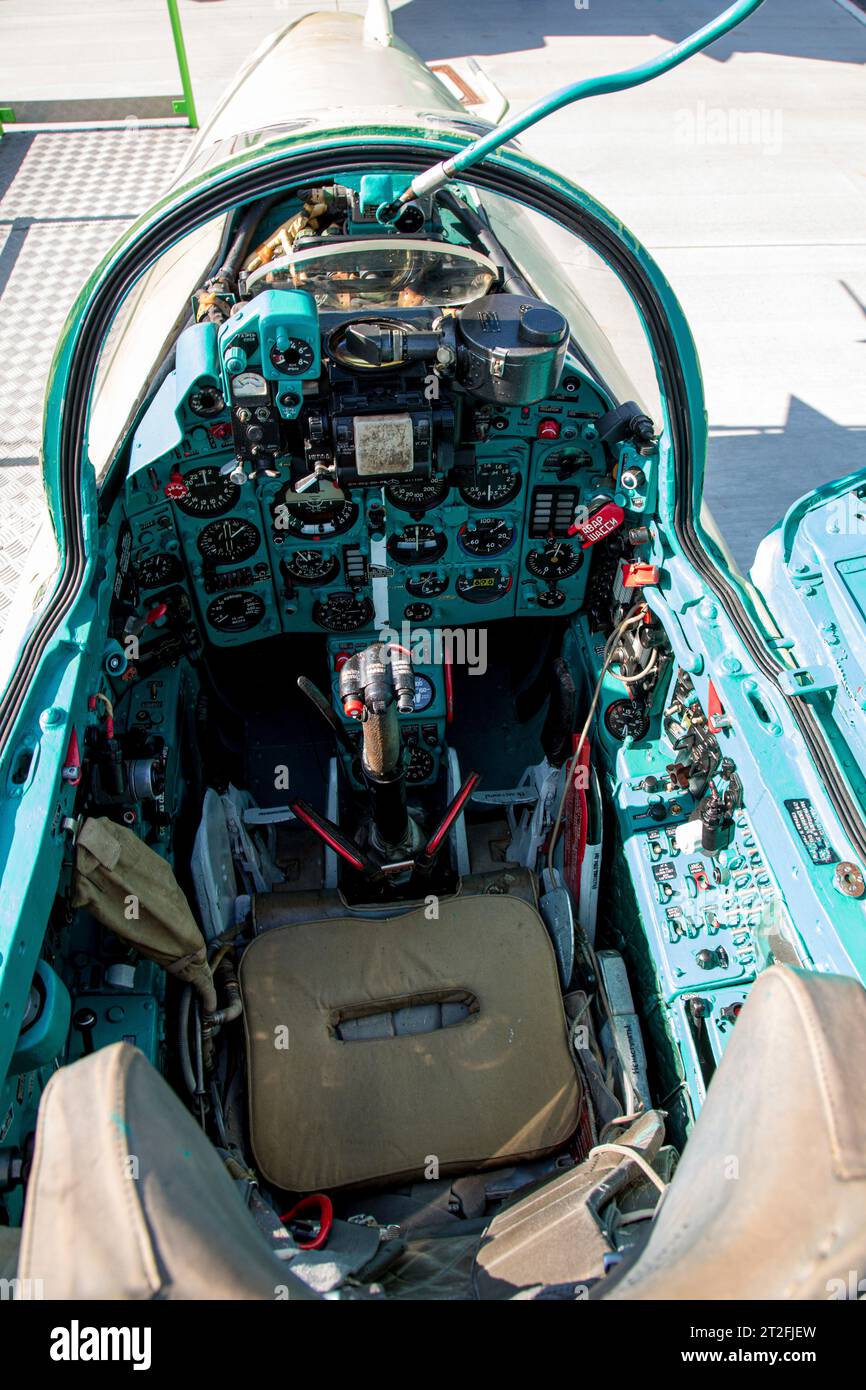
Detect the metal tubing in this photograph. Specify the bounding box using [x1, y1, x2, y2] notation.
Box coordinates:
[166, 0, 199, 128]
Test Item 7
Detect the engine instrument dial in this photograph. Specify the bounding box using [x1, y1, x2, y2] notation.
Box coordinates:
[137, 552, 184, 588]
[231, 372, 269, 400]
[455, 569, 513, 604]
[412, 674, 435, 712]
[405, 572, 448, 599]
[197, 518, 261, 564]
[385, 478, 450, 512]
[526, 541, 582, 580]
[458, 516, 516, 557]
[174, 466, 241, 518]
[269, 338, 316, 375]
[604, 698, 650, 742]
[312, 592, 374, 632]
[387, 525, 448, 566]
[458, 462, 521, 508]
[189, 385, 225, 419]
[404, 602, 433, 622]
[206, 591, 266, 633]
[536, 586, 566, 609]
[405, 745, 435, 783]
[281, 550, 340, 585]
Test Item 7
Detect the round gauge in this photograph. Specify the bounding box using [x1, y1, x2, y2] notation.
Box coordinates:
[312, 592, 374, 632]
[413, 674, 435, 712]
[406, 571, 448, 599]
[604, 698, 650, 742]
[272, 489, 359, 539]
[526, 541, 583, 580]
[385, 478, 450, 512]
[197, 518, 261, 564]
[404, 601, 433, 622]
[231, 372, 269, 400]
[206, 591, 266, 634]
[387, 525, 447, 566]
[282, 550, 340, 585]
[137, 552, 183, 588]
[459, 462, 521, 508]
[270, 338, 316, 375]
[189, 385, 225, 418]
[406, 745, 435, 783]
[537, 586, 566, 609]
[456, 568, 513, 605]
[458, 517, 516, 557]
[174, 466, 241, 518]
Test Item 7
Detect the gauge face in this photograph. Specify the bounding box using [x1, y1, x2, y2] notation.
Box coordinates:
[404, 601, 433, 622]
[385, 478, 450, 512]
[282, 549, 340, 585]
[174, 466, 241, 518]
[537, 586, 566, 609]
[269, 338, 315, 375]
[231, 372, 269, 400]
[137, 552, 183, 588]
[312, 592, 374, 632]
[458, 462, 521, 508]
[206, 591, 266, 633]
[406, 571, 448, 599]
[456, 568, 513, 604]
[604, 698, 650, 742]
[387, 525, 447, 566]
[526, 540, 582, 580]
[406, 745, 435, 783]
[413, 674, 435, 712]
[458, 516, 516, 558]
[197, 518, 261, 564]
[189, 384, 225, 418]
[271, 489, 359, 539]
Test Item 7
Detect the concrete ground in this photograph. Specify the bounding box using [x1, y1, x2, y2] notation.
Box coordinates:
[0, 0, 864, 575]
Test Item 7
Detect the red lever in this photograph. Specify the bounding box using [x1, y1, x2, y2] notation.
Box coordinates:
[621, 561, 660, 589]
[280, 1194, 334, 1250]
[569, 501, 625, 547]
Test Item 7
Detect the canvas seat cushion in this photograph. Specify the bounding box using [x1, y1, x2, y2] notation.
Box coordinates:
[239, 895, 582, 1192]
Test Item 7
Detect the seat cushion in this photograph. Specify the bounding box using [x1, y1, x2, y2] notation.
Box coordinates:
[19, 1043, 316, 1300]
[607, 967, 866, 1300]
[239, 895, 582, 1192]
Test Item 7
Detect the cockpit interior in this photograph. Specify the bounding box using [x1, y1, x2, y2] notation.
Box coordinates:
[7, 169, 791, 1297]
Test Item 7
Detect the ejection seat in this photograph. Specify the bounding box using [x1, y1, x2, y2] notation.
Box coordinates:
[11, 966, 866, 1300]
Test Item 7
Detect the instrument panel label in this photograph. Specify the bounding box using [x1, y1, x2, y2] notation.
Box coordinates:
[783, 798, 838, 866]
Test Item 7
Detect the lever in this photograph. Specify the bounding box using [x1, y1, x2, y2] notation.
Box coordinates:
[411, 771, 481, 880]
[73, 1006, 97, 1056]
[290, 800, 382, 880]
[296, 675, 359, 762]
[338, 643, 417, 855]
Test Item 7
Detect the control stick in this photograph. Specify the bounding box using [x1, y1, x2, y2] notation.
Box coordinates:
[338, 643, 418, 856]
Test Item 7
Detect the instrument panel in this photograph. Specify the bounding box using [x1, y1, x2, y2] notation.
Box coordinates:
[123, 301, 654, 649]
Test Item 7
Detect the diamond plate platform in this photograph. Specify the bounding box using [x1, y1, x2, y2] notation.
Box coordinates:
[0, 126, 194, 636]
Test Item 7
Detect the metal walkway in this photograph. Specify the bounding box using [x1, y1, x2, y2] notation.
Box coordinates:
[0, 126, 194, 636]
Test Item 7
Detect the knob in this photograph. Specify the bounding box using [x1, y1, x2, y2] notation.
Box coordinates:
[696, 947, 729, 971]
[224, 347, 247, 375]
[73, 1007, 98, 1055]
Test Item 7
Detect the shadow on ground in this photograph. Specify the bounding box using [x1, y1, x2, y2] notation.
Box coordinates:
[395, 0, 866, 66]
[704, 399, 866, 574]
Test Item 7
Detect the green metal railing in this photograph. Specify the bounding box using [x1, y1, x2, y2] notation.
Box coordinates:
[166, 0, 199, 127]
[1, 0, 199, 136]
